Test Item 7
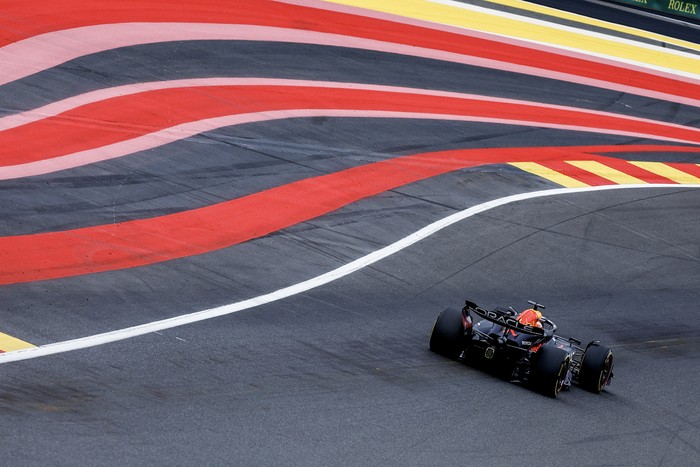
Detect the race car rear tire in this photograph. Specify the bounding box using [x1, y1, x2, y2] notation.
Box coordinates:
[429, 307, 465, 360]
[531, 346, 570, 398]
[579, 343, 613, 393]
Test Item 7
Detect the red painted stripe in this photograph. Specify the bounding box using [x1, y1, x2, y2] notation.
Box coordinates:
[539, 160, 614, 186]
[2, 84, 699, 167]
[667, 162, 700, 178]
[601, 159, 678, 183]
[586, 145, 700, 155]
[0, 146, 491, 284]
[2, 145, 698, 285]
[584, 150, 700, 180]
[0, 0, 698, 104]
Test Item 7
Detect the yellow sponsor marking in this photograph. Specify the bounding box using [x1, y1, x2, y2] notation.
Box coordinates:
[629, 161, 700, 183]
[325, 0, 700, 77]
[566, 160, 646, 184]
[509, 162, 589, 188]
[484, 0, 700, 54]
[0, 330, 36, 352]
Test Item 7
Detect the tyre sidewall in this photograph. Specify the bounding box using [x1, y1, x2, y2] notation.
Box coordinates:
[429, 307, 466, 359]
[579, 344, 613, 393]
[531, 345, 570, 398]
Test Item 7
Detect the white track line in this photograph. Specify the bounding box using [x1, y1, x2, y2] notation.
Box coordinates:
[0, 184, 697, 364]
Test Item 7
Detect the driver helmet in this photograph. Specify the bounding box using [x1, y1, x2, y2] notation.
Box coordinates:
[518, 308, 543, 328]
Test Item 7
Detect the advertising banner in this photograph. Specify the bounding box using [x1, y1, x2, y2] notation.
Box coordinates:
[611, 0, 699, 21]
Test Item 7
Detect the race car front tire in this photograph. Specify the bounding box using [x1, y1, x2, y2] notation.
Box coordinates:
[531, 345, 571, 398]
[429, 307, 465, 360]
[579, 343, 614, 393]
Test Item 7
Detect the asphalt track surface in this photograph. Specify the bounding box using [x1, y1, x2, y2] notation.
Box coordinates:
[0, 0, 699, 465]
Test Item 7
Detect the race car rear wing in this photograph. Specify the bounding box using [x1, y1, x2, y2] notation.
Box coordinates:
[463, 300, 552, 337]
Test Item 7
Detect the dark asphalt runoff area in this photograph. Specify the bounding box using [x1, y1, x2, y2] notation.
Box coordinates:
[0, 0, 699, 465]
[1, 187, 699, 465]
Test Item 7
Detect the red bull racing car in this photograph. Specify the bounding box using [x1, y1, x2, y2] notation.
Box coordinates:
[429, 299, 614, 398]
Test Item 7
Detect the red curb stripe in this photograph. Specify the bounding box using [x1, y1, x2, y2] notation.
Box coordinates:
[600, 159, 679, 184]
[2, 84, 700, 168]
[667, 162, 700, 178]
[1, 145, 698, 285]
[0, 1, 698, 104]
[539, 160, 614, 186]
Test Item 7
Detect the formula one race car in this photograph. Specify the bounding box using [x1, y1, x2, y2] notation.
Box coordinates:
[429, 299, 614, 398]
